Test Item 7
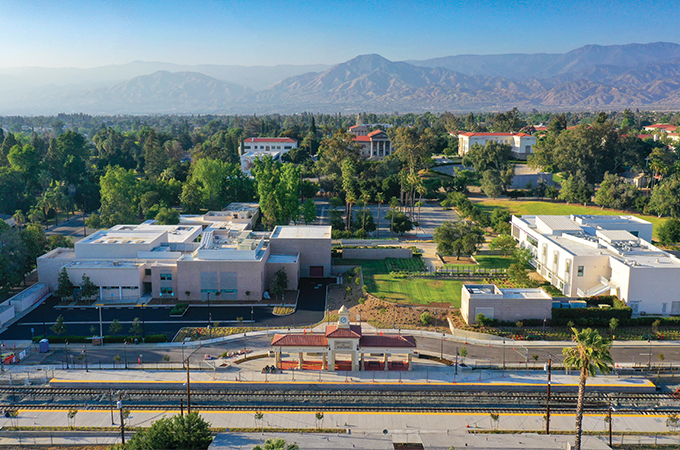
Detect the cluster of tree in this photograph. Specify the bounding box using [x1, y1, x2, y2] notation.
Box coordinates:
[106, 412, 213, 450]
[0, 221, 71, 296]
[433, 221, 485, 259]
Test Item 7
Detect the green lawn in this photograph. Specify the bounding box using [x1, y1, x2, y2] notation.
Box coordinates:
[337, 258, 463, 306]
[443, 253, 514, 270]
[473, 198, 667, 240]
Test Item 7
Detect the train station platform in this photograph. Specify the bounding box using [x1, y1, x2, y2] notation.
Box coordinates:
[45, 366, 656, 393]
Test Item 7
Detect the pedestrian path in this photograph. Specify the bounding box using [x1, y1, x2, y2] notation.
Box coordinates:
[44, 366, 655, 393]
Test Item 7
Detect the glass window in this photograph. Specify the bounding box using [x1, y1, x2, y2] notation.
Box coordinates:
[577, 266, 584, 277]
[160, 273, 172, 281]
[160, 287, 174, 295]
[144, 269, 151, 276]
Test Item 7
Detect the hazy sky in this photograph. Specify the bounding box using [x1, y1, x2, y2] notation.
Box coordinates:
[1, 0, 678, 68]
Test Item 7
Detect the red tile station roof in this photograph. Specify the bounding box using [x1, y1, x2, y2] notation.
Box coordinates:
[360, 335, 416, 348]
[243, 137, 297, 143]
[271, 324, 416, 349]
[271, 333, 327, 347]
[325, 324, 362, 338]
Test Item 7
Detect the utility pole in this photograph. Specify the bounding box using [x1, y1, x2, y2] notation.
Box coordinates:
[118, 394, 125, 445]
[608, 397, 613, 448]
[186, 359, 191, 414]
[546, 358, 552, 434]
[109, 389, 115, 425]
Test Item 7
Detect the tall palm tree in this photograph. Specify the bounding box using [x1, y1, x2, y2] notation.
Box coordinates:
[360, 191, 370, 231]
[389, 197, 399, 238]
[375, 192, 385, 239]
[562, 328, 613, 450]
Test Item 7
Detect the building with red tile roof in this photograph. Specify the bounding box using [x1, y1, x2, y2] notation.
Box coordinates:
[349, 126, 392, 160]
[643, 123, 677, 133]
[271, 306, 416, 371]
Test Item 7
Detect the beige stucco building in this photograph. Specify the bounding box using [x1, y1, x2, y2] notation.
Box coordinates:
[37, 208, 331, 303]
[461, 284, 552, 325]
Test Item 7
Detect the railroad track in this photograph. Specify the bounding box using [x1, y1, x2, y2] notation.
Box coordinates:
[0, 387, 676, 414]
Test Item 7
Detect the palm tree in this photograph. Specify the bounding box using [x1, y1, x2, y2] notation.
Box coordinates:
[375, 192, 385, 239]
[562, 328, 613, 450]
[389, 197, 399, 238]
[360, 191, 370, 231]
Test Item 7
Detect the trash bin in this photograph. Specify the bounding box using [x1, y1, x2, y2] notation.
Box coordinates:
[38, 339, 49, 353]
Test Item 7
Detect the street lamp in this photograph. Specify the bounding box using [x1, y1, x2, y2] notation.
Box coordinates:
[648, 338, 652, 370]
[124, 340, 128, 369]
[502, 340, 506, 376]
[82, 346, 88, 372]
[440, 334, 444, 360]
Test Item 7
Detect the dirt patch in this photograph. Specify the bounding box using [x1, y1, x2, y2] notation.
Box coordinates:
[441, 256, 477, 265]
[327, 267, 451, 332]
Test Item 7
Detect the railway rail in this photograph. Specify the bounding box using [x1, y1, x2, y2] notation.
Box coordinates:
[0, 386, 677, 415]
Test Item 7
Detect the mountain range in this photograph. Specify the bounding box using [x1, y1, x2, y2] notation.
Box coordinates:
[4, 42, 680, 114]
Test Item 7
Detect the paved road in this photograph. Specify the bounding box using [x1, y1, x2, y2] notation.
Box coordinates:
[0, 278, 334, 342]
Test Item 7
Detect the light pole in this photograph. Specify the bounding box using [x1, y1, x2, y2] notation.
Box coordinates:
[502, 340, 506, 376]
[251, 306, 254, 323]
[455, 347, 459, 375]
[545, 358, 552, 434]
[82, 346, 88, 372]
[65, 340, 69, 369]
[141, 303, 146, 343]
[648, 338, 652, 370]
[440, 334, 444, 360]
[124, 341, 128, 369]
[98, 306, 103, 342]
[181, 342, 185, 368]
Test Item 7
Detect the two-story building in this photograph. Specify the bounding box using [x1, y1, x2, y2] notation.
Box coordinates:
[456, 132, 537, 160]
[349, 126, 392, 160]
[511, 214, 680, 315]
[37, 206, 331, 303]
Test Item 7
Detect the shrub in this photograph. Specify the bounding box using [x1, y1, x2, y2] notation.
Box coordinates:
[420, 312, 434, 325]
[170, 303, 189, 315]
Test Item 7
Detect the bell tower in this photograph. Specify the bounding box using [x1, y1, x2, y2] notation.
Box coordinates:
[338, 305, 350, 328]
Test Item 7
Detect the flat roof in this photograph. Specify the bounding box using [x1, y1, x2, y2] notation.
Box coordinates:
[271, 226, 332, 239]
[535, 215, 583, 232]
[66, 260, 142, 269]
[267, 254, 299, 264]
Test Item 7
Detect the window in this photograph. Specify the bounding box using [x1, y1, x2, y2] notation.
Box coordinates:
[144, 269, 151, 276]
[527, 236, 538, 247]
[630, 231, 639, 237]
[160, 273, 172, 281]
[577, 266, 584, 277]
[160, 287, 174, 295]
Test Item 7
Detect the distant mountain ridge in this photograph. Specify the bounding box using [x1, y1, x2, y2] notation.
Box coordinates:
[3, 42, 680, 114]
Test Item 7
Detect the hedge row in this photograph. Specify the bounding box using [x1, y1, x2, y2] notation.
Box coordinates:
[552, 306, 632, 327]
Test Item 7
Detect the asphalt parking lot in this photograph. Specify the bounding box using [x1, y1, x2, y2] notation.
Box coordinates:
[0, 278, 334, 342]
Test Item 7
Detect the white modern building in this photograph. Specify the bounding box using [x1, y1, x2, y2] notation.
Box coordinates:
[239, 137, 298, 175]
[461, 284, 552, 325]
[456, 132, 537, 160]
[239, 137, 297, 155]
[511, 214, 680, 315]
[37, 206, 332, 303]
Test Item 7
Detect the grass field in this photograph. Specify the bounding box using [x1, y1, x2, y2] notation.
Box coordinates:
[443, 253, 515, 270]
[338, 258, 463, 306]
[473, 198, 666, 240]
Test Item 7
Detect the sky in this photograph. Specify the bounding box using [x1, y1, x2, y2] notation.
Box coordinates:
[0, 0, 678, 68]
